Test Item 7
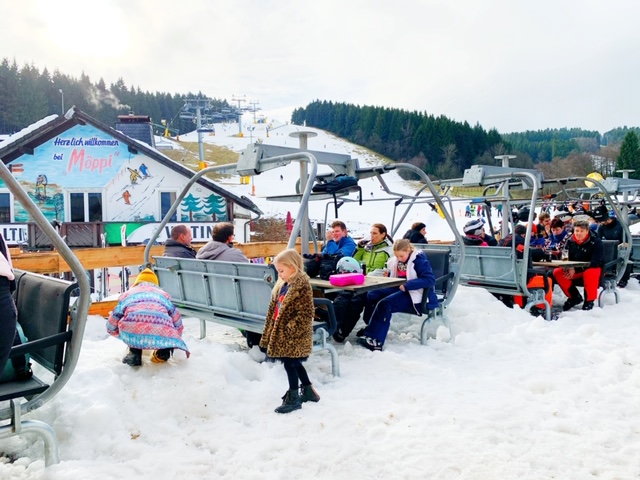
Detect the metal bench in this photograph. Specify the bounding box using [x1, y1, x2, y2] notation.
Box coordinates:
[153, 257, 340, 376]
[0, 271, 77, 466]
[416, 243, 553, 320]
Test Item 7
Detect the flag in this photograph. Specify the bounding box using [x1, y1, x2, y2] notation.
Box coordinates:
[7, 163, 23, 175]
[429, 202, 445, 219]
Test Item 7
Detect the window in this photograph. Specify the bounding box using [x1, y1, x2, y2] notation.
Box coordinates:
[69, 192, 103, 222]
[0, 193, 10, 223]
[160, 191, 177, 222]
[88, 193, 102, 222]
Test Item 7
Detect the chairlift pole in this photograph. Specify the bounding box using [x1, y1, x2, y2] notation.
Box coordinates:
[58, 89, 64, 114]
[290, 131, 317, 254]
[183, 99, 210, 162]
[495, 155, 517, 238]
[196, 105, 205, 162]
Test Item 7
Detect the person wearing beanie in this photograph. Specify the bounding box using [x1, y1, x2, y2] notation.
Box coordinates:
[107, 268, 190, 366]
[402, 222, 428, 244]
[462, 219, 488, 246]
[133, 268, 159, 286]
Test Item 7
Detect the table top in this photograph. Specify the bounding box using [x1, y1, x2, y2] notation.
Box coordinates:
[532, 260, 591, 268]
[309, 275, 405, 293]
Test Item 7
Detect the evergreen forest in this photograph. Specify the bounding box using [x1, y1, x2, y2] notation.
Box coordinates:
[293, 100, 640, 178]
[2, 58, 640, 179]
[0, 58, 229, 137]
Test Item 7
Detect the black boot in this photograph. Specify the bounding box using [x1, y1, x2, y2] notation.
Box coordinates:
[300, 384, 320, 403]
[151, 348, 172, 363]
[122, 348, 142, 366]
[562, 294, 584, 311]
[275, 389, 302, 414]
[14, 363, 33, 381]
[562, 287, 583, 311]
[582, 300, 595, 311]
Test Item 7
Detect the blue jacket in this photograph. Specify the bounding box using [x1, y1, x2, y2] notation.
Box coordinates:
[545, 229, 569, 251]
[387, 250, 438, 312]
[322, 235, 357, 257]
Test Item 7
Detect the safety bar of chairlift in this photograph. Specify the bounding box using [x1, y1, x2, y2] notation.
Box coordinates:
[144, 152, 319, 265]
[574, 176, 632, 277]
[391, 163, 466, 303]
[536, 175, 632, 272]
[345, 162, 465, 301]
[0, 161, 92, 419]
[480, 171, 540, 299]
[496, 173, 629, 291]
[325, 165, 464, 301]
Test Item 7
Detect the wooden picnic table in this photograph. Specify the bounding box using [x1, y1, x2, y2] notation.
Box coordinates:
[532, 260, 591, 269]
[309, 275, 405, 294]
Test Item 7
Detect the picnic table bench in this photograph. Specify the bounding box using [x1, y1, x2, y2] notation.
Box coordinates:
[153, 257, 340, 376]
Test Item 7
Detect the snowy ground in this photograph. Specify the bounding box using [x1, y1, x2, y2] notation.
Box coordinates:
[3, 283, 640, 479]
[2, 120, 640, 479]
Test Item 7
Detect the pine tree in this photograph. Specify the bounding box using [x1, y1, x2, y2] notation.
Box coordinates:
[617, 131, 640, 178]
[203, 194, 227, 221]
[181, 193, 203, 221]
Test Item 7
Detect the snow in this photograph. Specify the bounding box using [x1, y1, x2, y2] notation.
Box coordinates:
[2, 120, 640, 479]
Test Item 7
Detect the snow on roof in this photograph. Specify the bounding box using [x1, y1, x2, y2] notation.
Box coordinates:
[0, 114, 58, 149]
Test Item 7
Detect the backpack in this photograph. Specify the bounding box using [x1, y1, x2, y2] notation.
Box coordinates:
[303, 253, 322, 278]
[312, 174, 358, 194]
[318, 253, 343, 280]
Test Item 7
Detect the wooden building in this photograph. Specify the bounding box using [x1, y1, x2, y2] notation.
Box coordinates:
[0, 108, 262, 246]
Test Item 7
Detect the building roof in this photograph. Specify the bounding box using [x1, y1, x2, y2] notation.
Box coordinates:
[0, 107, 262, 216]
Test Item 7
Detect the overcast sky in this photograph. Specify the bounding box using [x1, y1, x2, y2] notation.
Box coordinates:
[2, 0, 639, 134]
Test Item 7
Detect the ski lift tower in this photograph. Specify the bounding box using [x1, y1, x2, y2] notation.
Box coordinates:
[249, 100, 261, 123]
[232, 94, 247, 135]
[181, 98, 212, 162]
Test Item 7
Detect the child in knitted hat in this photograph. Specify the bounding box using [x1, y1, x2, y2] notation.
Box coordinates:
[462, 219, 488, 246]
[133, 268, 158, 286]
[107, 268, 189, 366]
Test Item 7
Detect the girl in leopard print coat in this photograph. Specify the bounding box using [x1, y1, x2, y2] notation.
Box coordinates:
[260, 249, 320, 413]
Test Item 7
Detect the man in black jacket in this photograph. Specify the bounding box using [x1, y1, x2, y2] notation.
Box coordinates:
[552, 220, 604, 311]
[163, 225, 197, 259]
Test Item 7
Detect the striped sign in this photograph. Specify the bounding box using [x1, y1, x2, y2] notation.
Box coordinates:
[8, 163, 24, 175]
